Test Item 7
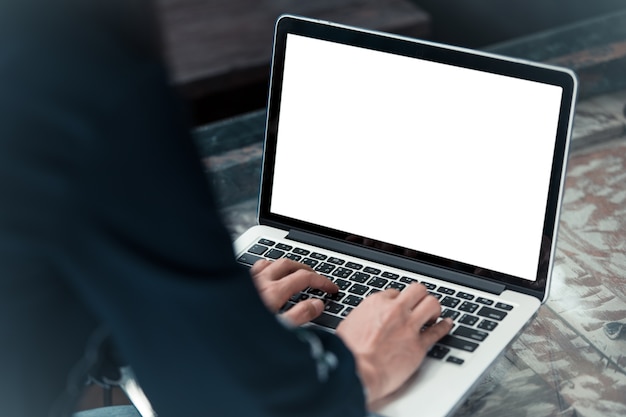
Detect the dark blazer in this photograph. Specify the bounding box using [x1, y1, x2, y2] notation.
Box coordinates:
[0, 2, 365, 416]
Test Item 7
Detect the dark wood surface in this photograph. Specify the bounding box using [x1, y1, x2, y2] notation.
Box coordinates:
[157, 0, 430, 122]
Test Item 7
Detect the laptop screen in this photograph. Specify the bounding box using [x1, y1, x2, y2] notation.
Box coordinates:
[262, 19, 575, 291]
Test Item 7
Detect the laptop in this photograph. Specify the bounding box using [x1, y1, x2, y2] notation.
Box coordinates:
[233, 15, 577, 417]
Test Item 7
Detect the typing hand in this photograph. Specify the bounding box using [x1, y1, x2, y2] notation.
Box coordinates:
[250, 259, 338, 326]
[336, 283, 453, 406]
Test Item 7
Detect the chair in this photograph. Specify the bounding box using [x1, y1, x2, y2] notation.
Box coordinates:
[73, 366, 156, 417]
[73, 405, 141, 417]
[75, 331, 157, 417]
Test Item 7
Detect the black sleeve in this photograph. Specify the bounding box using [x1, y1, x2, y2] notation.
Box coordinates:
[0, 2, 366, 416]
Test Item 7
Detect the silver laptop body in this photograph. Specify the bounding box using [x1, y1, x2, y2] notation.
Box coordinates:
[233, 15, 577, 417]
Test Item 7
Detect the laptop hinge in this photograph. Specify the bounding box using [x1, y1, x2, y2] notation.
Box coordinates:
[287, 229, 506, 296]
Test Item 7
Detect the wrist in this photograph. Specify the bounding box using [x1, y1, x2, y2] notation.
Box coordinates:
[354, 356, 383, 406]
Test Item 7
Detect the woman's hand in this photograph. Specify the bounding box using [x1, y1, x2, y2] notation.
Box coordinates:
[336, 284, 453, 405]
[250, 258, 338, 326]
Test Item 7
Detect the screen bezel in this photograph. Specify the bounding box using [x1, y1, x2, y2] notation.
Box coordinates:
[259, 15, 577, 298]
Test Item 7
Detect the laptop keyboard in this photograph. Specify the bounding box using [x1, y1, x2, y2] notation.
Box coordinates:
[238, 238, 515, 366]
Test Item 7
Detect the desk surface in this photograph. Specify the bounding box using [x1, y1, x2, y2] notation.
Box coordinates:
[455, 136, 626, 417]
[195, 11, 626, 417]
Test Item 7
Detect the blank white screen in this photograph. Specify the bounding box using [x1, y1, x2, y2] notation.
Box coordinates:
[270, 34, 563, 281]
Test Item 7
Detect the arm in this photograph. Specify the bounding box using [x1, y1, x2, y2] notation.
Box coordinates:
[250, 259, 338, 325]
[0, 2, 366, 416]
[251, 260, 453, 406]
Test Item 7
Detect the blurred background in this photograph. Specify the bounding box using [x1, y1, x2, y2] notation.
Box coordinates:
[410, 0, 626, 47]
[155, 0, 626, 125]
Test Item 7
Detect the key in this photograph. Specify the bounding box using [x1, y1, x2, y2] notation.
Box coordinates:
[265, 249, 285, 259]
[324, 301, 344, 315]
[453, 326, 489, 342]
[237, 253, 263, 266]
[348, 284, 368, 296]
[248, 244, 268, 255]
[311, 313, 342, 329]
[439, 335, 479, 352]
[477, 306, 508, 321]
[343, 295, 363, 307]
[427, 345, 450, 359]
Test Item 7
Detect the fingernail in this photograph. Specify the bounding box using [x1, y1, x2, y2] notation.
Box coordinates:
[311, 298, 324, 313]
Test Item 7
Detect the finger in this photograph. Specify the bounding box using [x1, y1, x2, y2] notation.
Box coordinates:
[258, 258, 313, 281]
[378, 288, 402, 299]
[250, 259, 272, 275]
[410, 294, 443, 328]
[395, 283, 429, 310]
[277, 269, 339, 296]
[419, 318, 454, 347]
[282, 298, 324, 326]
